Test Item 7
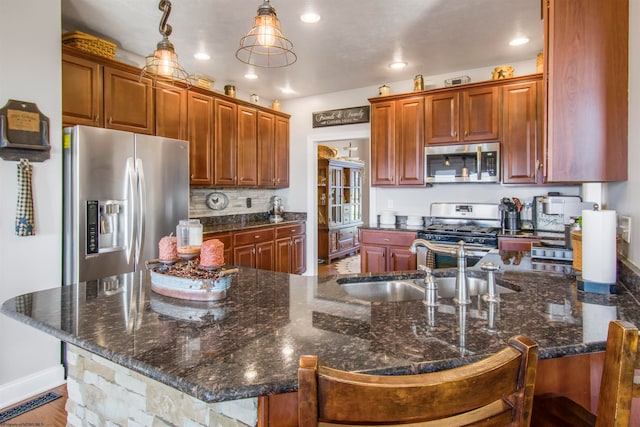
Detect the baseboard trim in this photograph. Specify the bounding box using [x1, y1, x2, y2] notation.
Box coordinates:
[0, 365, 65, 409]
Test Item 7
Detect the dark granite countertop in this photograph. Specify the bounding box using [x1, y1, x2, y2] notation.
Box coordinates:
[196, 212, 307, 234]
[3, 252, 639, 404]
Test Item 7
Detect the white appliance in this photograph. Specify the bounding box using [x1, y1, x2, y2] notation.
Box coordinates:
[63, 125, 189, 285]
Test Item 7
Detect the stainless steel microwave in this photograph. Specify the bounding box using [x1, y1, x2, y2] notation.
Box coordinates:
[425, 142, 500, 183]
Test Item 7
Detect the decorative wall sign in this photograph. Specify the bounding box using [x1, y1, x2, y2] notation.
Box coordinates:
[0, 99, 51, 162]
[312, 106, 370, 128]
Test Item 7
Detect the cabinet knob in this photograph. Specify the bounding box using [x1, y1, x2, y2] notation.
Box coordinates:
[384, 238, 390, 242]
[108, 117, 112, 124]
[258, 247, 262, 254]
[453, 131, 457, 138]
[464, 130, 468, 137]
[255, 235, 260, 239]
[94, 115, 99, 123]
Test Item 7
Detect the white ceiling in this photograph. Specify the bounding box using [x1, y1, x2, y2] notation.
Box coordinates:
[61, 0, 544, 101]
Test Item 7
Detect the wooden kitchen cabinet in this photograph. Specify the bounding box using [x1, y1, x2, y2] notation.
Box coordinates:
[62, 46, 154, 134]
[103, 66, 154, 134]
[318, 159, 364, 263]
[213, 98, 237, 186]
[544, 0, 628, 182]
[155, 82, 187, 140]
[257, 112, 290, 188]
[62, 52, 102, 127]
[236, 105, 259, 186]
[426, 86, 499, 145]
[233, 226, 275, 271]
[370, 96, 425, 187]
[187, 90, 215, 186]
[360, 229, 417, 273]
[275, 223, 307, 274]
[501, 77, 543, 184]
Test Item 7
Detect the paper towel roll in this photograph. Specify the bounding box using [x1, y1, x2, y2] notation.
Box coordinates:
[582, 209, 617, 284]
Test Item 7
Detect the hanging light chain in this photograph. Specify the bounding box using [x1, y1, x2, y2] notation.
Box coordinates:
[158, 0, 173, 38]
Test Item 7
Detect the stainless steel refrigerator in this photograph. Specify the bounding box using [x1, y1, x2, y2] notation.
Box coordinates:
[63, 125, 189, 285]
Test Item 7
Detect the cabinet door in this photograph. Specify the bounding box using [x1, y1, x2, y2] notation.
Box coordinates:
[502, 80, 541, 184]
[187, 91, 214, 186]
[395, 96, 425, 186]
[237, 106, 258, 186]
[370, 101, 396, 185]
[155, 82, 187, 139]
[275, 237, 292, 273]
[103, 66, 154, 134]
[388, 247, 417, 271]
[462, 87, 499, 142]
[274, 116, 290, 188]
[234, 245, 256, 268]
[62, 53, 102, 127]
[426, 92, 460, 144]
[545, 0, 627, 182]
[214, 98, 237, 186]
[292, 234, 306, 274]
[255, 241, 275, 271]
[257, 111, 276, 187]
[360, 245, 386, 273]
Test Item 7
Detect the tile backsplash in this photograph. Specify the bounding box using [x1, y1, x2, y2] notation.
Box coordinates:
[190, 188, 277, 217]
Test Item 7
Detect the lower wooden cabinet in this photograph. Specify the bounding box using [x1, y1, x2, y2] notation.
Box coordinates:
[319, 225, 361, 264]
[234, 226, 276, 271]
[275, 223, 307, 274]
[359, 229, 417, 273]
[498, 236, 540, 252]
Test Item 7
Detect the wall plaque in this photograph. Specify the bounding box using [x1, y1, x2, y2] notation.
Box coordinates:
[312, 106, 370, 128]
[0, 99, 51, 162]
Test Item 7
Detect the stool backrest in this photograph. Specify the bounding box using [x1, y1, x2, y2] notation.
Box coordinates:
[298, 335, 538, 426]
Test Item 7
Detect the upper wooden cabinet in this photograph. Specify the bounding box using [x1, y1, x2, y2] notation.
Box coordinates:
[62, 47, 154, 134]
[187, 91, 215, 186]
[155, 82, 187, 140]
[502, 77, 543, 184]
[236, 106, 258, 187]
[62, 45, 291, 189]
[426, 86, 499, 145]
[214, 98, 237, 186]
[370, 96, 425, 187]
[62, 52, 102, 127]
[103, 66, 154, 134]
[544, 0, 628, 182]
[258, 112, 289, 188]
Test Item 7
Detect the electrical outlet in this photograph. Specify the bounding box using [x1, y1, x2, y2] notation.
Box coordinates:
[246, 198, 252, 208]
[619, 215, 631, 243]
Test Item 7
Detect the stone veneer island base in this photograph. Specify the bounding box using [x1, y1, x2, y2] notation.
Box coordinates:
[66, 345, 258, 426]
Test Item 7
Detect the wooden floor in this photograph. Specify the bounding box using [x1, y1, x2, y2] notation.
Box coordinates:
[0, 383, 68, 426]
[2, 256, 354, 426]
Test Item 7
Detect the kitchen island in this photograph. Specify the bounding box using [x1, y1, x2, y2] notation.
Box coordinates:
[3, 252, 640, 426]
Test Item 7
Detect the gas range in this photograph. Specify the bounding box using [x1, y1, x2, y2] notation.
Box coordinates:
[418, 203, 501, 249]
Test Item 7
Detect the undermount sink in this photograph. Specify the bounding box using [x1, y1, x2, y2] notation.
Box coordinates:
[339, 280, 425, 302]
[339, 277, 515, 303]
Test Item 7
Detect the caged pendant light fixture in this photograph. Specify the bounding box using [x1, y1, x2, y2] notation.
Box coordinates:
[236, 0, 297, 68]
[140, 0, 191, 86]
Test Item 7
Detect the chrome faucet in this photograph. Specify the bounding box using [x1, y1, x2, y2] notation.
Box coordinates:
[410, 239, 472, 305]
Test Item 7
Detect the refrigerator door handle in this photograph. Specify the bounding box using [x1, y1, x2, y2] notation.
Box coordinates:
[126, 157, 136, 264]
[135, 158, 147, 268]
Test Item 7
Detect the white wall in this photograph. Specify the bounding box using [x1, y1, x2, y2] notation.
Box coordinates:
[280, 59, 583, 274]
[608, 2, 639, 267]
[0, 0, 65, 407]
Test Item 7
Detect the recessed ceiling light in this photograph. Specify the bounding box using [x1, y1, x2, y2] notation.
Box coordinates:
[389, 61, 408, 69]
[244, 72, 258, 80]
[300, 12, 321, 23]
[509, 37, 530, 46]
[281, 87, 296, 95]
[194, 52, 210, 60]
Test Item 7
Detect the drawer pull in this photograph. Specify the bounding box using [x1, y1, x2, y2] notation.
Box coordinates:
[384, 238, 390, 242]
[255, 235, 260, 239]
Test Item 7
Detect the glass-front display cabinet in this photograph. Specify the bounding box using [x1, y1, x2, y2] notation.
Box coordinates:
[318, 158, 364, 263]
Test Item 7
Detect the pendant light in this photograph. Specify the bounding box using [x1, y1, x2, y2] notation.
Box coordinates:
[140, 0, 191, 86]
[236, 0, 297, 68]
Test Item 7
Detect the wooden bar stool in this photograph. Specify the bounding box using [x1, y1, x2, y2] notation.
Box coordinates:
[298, 335, 538, 426]
[532, 320, 639, 427]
